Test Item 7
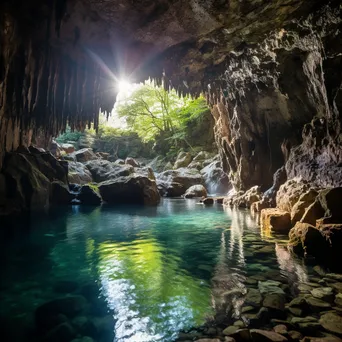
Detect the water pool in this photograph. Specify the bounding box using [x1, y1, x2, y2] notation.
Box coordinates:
[0, 199, 318, 342]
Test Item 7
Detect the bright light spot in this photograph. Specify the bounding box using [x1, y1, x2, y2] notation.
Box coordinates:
[118, 79, 131, 93]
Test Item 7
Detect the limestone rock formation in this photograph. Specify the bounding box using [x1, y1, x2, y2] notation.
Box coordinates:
[184, 184, 207, 198]
[99, 175, 160, 205]
[157, 168, 204, 197]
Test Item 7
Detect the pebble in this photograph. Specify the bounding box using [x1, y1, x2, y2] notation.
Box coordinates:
[250, 329, 288, 341]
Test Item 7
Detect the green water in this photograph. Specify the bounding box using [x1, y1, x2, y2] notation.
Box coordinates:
[0, 199, 313, 342]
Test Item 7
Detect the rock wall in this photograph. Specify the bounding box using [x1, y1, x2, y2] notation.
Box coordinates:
[211, 4, 342, 191]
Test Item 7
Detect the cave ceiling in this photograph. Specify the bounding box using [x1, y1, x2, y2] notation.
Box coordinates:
[59, 0, 324, 94]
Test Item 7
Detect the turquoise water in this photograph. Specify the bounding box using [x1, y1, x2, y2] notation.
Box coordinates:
[0, 199, 313, 342]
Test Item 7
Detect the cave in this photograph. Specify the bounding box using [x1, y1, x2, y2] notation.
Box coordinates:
[1, 0, 342, 341]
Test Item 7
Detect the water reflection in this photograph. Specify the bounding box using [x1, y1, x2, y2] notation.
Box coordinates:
[1, 199, 315, 342]
[97, 236, 212, 341]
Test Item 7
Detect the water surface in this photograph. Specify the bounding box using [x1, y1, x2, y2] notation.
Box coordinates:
[0, 199, 313, 342]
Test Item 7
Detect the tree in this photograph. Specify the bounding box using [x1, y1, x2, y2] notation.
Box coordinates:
[115, 80, 209, 147]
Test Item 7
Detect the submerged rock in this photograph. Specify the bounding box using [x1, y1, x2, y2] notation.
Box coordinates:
[99, 175, 160, 205]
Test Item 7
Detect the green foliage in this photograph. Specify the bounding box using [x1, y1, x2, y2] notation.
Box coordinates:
[92, 125, 154, 159]
[115, 81, 210, 150]
[56, 127, 83, 143]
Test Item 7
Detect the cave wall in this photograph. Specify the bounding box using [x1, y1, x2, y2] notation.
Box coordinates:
[211, 4, 342, 191]
[0, 0, 116, 169]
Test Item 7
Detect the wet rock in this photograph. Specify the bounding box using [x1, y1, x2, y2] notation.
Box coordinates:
[331, 284, 342, 293]
[71, 316, 97, 337]
[135, 167, 156, 180]
[335, 294, 342, 306]
[223, 326, 239, 336]
[114, 159, 125, 166]
[245, 288, 262, 307]
[319, 312, 342, 334]
[273, 325, 287, 335]
[77, 185, 102, 205]
[200, 160, 230, 195]
[306, 296, 331, 310]
[250, 329, 288, 342]
[202, 197, 214, 205]
[287, 330, 303, 340]
[326, 274, 342, 282]
[260, 209, 291, 233]
[36, 296, 87, 332]
[242, 306, 256, 313]
[313, 265, 326, 277]
[290, 316, 317, 325]
[254, 245, 274, 255]
[184, 184, 207, 198]
[99, 175, 160, 205]
[224, 186, 262, 208]
[259, 281, 285, 295]
[85, 160, 134, 182]
[174, 152, 192, 169]
[43, 322, 76, 342]
[50, 181, 74, 204]
[68, 162, 93, 184]
[71, 148, 97, 163]
[288, 222, 329, 256]
[310, 288, 334, 302]
[263, 294, 285, 312]
[287, 307, 305, 317]
[53, 281, 79, 294]
[157, 168, 204, 197]
[195, 339, 221, 342]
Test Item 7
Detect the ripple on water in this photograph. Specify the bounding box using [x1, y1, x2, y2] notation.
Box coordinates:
[0, 199, 328, 342]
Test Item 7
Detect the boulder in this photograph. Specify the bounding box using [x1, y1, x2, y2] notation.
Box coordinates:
[85, 160, 134, 182]
[114, 159, 125, 166]
[99, 175, 160, 205]
[301, 187, 342, 226]
[260, 208, 291, 233]
[157, 168, 203, 197]
[224, 186, 262, 208]
[200, 160, 230, 195]
[184, 184, 208, 198]
[174, 151, 192, 169]
[68, 162, 93, 184]
[77, 185, 102, 205]
[134, 167, 156, 181]
[71, 148, 97, 163]
[35, 296, 87, 332]
[202, 197, 214, 205]
[0, 152, 68, 214]
[96, 152, 110, 160]
[290, 189, 318, 224]
[125, 157, 139, 167]
[288, 222, 330, 257]
[276, 179, 311, 213]
[50, 181, 74, 204]
[61, 143, 75, 154]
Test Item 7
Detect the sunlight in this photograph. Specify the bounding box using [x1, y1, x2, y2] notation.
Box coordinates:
[118, 79, 131, 93]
